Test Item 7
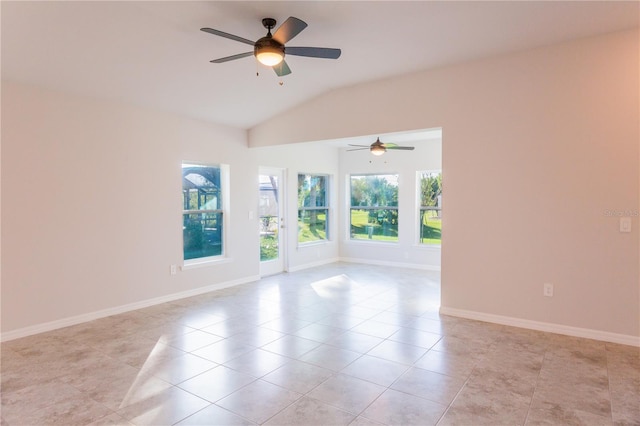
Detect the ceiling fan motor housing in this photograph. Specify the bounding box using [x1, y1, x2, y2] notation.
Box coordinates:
[254, 36, 285, 59]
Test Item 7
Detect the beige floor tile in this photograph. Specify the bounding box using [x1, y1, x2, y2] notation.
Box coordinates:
[201, 317, 258, 338]
[116, 385, 210, 425]
[294, 323, 346, 343]
[1, 380, 88, 424]
[166, 330, 225, 352]
[216, 380, 302, 424]
[525, 400, 613, 426]
[406, 316, 454, 335]
[262, 360, 334, 394]
[366, 339, 428, 365]
[351, 320, 400, 339]
[7, 393, 113, 426]
[175, 404, 255, 425]
[316, 314, 366, 330]
[440, 382, 532, 425]
[531, 375, 612, 418]
[299, 344, 361, 371]
[86, 412, 134, 426]
[264, 396, 356, 425]
[391, 367, 466, 405]
[223, 348, 291, 378]
[177, 365, 256, 403]
[326, 331, 384, 354]
[340, 354, 409, 387]
[414, 349, 477, 379]
[607, 375, 640, 425]
[261, 334, 321, 358]
[230, 327, 284, 347]
[191, 336, 256, 364]
[307, 374, 386, 414]
[369, 310, 416, 326]
[349, 416, 386, 426]
[82, 372, 174, 412]
[430, 335, 491, 358]
[361, 389, 447, 425]
[140, 352, 218, 385]
[388, 327, 442, 349]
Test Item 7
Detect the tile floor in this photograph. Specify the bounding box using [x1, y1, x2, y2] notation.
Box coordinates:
[1, 263, 639, 425]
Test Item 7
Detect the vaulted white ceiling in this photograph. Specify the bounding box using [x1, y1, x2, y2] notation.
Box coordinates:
[2, 1, 638, 129]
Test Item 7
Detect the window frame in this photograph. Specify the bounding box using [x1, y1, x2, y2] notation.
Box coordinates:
[348, 173, 400, 243]
[297, 173, 330, 245]
[181, 162, 230, 266]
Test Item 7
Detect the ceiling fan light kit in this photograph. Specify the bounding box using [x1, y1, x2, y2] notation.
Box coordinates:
[201, 16, 341, 77]
[370, 141, 386, 156]
[347, 137, 416, 155]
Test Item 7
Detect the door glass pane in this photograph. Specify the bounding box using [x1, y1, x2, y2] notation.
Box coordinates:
[259, 175, 279, 261]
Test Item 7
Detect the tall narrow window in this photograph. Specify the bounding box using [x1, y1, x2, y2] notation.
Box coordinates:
[298, 174, 329, 243]
[419, 171, 442, 245]
[182, 163, 224, 261]
[350, 174, 399, 242]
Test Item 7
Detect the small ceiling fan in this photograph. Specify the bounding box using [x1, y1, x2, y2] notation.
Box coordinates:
[347, 138, 415, 156]
[201, 17, 341, 76]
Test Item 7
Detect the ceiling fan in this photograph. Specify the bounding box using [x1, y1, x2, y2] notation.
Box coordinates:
[347, 138, 416, 156]
[201, 17, 341, 76]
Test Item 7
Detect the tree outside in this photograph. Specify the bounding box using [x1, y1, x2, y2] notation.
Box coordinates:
[298, 174, 328, 243]
[420, 171, 442, 244]
[350, 174, 399, 242]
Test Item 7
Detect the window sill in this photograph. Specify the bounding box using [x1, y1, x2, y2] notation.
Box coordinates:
[345, 239, 398, 246]
[412, 244, 442, 251]
[298, 240, 331, 249]
[181, 257, 233, 271]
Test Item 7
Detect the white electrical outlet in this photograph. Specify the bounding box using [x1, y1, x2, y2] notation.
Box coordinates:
[170, 264, 177, 275]
[543, 283, 554, 297]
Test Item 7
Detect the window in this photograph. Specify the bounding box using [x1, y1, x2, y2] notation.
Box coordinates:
[419, 171, 442, 245]
[350, 174, 399, 242]
[298, 174, 329, 243]
[182, 163, 224, 261]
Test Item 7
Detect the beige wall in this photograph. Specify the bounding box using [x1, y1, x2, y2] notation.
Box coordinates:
[1, 82, 260, 333]
[250, 30, 640, 338]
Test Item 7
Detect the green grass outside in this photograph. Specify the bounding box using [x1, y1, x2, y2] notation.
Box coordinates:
[260, 210, 441, 257]
[420, 210, 441, 245]
[350, 209, 398, 242]
[298, 212, 327, 243]
[260, 234, 278, 261]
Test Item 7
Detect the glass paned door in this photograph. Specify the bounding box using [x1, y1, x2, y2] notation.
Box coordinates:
[259, 168, 285, 276]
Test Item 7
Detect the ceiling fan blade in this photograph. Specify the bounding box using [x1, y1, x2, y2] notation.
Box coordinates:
[286, 46, 341, 59]
[210, 52, 253, 63]
[273, 17, 307, 44]
[385, 146, 415, 150]
[273, 60, 292, 77]
[201, 28, 255, 46]
[346, 148, 370, 152]
[347, 144, 370, 148]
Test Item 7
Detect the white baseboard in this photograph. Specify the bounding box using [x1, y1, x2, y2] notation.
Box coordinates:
[339, 257, 441, 272]
[0, 275, 260, 342]
[287, 257, 341, 273]
[440, 306, 640, 347]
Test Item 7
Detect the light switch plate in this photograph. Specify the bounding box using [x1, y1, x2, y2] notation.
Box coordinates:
[620, 217, 631, 233]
